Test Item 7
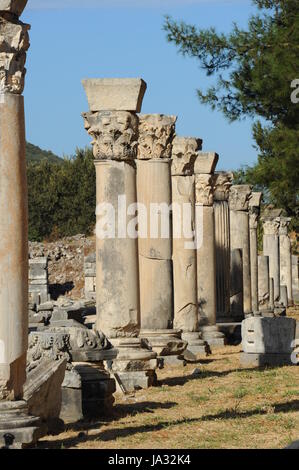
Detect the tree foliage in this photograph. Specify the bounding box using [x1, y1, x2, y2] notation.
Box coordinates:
[164, 0, 299, 229]
[27, 147, 96, 241]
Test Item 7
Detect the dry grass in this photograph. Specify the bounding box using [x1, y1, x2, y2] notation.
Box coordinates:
[39, 346, 299, 450]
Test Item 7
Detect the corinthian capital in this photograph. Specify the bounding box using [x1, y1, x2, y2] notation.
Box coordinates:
[171, 136, 202, 176]
[279, 217, 291, 236]
[0, 2, 30, 94]
[229, 185, 252, 211]
[82, 110, 139, 161]
[137, 114, 177, 160]
[195, 174, 214, 206]
[262, 218, 280, 236]
[213, 172, 233, 201]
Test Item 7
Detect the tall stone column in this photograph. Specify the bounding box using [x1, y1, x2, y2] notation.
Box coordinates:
[171, 137, 206, 355]
[249, 192, 262, 313]
[279, 217, 293, 306]
[229, 185, 253, 318]
[195, 153, 225, 347]
[262, 216, 280, 302]
[82, 79, 157, 389]
[137, 114, 187, 367]
[258, 255, 270, 312]
[213, 172, 233, 322]
[0, 1, 42, 447]
[292, 255, 299, 302]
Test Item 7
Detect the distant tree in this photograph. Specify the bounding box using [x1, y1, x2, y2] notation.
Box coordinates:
[164, 0, 299, 229]
[27, 147, 96, 241]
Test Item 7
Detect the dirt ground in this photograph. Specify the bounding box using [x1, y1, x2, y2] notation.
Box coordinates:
[38, 344, 299, 450]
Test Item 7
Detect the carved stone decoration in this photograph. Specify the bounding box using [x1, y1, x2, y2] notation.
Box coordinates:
[213, 172, 233, 201]
[27, 332, 72, 373]
[171, 136, 202, 176]
[138, 114, 177, 160]
[195, 174, 214, 206]
[279, 217, 291, 236]
[0, 12, 30, 94]
[82, 110, 139, 161]
[229, 185, 253, 211]
[262, 218, 280, 236]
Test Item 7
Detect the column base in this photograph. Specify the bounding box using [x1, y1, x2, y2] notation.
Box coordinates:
[240, 352, 294, 368]
[181, 332, 207, 356]
[139, 330, 187, 368]
[106, 338, 158, 392]
[200, 326, 226, 348]
[0, 401, 45, 449]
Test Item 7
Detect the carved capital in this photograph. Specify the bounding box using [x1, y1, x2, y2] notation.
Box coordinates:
[82, 110, 138, 161]
[279, 217, 291, 236]
[213, 172, 233, 201]
[171, 136, 202, 176]
[195, 174, 214, 206]
[0, 13, 30, 94]
[138, 114, 177, 160]
[229, 185, 252, 211]
[262, 218, 280, 236]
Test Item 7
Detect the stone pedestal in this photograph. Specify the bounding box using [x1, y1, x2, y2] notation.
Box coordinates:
[262, 217, 281, 302]
[249, 193, 262, 313]
[84, 253, 96, 301]
[213, 172, 233, 322]
[171, 137, 206, 356]
[29, 257, 49, 306]
[82, 78, 158, 387]
[258, 256, 270, 312]
[279, 217, 293, 306]
[241, 316, 296, 367]
[195, 154, 225, 347]
[229, 185, 253, 317]
[137, 114, 187, 365]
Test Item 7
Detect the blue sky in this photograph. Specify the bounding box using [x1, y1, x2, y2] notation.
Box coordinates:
[22, 0, 258, 170]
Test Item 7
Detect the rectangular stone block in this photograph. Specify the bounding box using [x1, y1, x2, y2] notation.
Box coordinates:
[242, 317, 296, 354]
[194, 152, 219, 174]
[82, 78, 147, 112]
[240, 352, 294, 367]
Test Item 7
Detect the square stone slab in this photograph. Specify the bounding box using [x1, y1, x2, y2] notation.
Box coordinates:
[82, 78, 147, 112]
[0, 0, 27, 16]
[194, 152, 219, 174]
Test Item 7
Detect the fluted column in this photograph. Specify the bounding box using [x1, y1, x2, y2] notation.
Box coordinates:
[213, 172, 233, 322]
[279, 217, 293, 306]
[229, 185, 253, 318]
[258, 256, 270, 312]
[292, 256, 299, 302]
[171, 137, 206, 355]
[0, 1, 42, 447]
[195, 153, 226, 347]
[262, 217, 280, 302]
[249, 192, 262, 313]
[137, 115, 187, 366]
[82, 79, 157, 389]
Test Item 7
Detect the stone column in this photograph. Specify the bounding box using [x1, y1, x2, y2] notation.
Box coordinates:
[0, 1, 42, 448]
[262, 217, 280, 302]
[258, 255, 270, 312]
[292, 255, 299, 303]
[194, 153, 226, 347]
[82, 79, 157, 389]
[213, 172, 233, 322]
[229, 185, 253, 318]
[279, 217, 293, 306]
[249, 192, 262, 313]
[171, 137, 206, 355]
[137, 114, 187, 367]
